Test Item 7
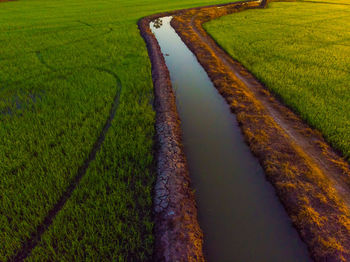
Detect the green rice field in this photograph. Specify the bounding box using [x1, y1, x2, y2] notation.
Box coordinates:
[205, 0, 350, 159]
[0, 0, 229, 260]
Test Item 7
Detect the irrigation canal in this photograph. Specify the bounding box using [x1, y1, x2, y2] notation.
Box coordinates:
[150, 16, 310, 261]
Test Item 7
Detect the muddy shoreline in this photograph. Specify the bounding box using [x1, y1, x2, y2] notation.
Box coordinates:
[140, 1, 350, 261]
[139, 14, 204, 262]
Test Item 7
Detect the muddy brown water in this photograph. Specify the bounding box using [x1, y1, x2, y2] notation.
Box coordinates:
[150, 16, 310, 262]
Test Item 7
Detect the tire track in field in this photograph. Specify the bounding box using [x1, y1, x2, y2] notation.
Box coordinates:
[35, 51, 56, 71]
[77, 20, 93, 27]
[0, 27, 113, 63]
[9, 66, 122, 261]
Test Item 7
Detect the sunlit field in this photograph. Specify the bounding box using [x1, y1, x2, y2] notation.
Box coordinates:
[0, 0, 229, 260]
[205, 0, 350, 159]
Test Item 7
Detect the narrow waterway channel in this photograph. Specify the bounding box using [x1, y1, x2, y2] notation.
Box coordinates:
[150, 16, 310, 262]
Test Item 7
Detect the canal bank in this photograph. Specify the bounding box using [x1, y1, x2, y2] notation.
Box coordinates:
[150, 16, 310, 262]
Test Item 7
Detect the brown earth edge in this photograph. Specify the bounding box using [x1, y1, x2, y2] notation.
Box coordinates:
[139, 13, 201, 262]
[139, 1, 350, 261]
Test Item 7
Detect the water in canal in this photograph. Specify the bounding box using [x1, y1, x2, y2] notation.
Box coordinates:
[150, 16, 310, 262]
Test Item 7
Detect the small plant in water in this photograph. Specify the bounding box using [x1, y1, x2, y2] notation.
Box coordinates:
[153, 18, 163, 29]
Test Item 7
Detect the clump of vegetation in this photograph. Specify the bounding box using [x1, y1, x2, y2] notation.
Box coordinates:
[205, 0, 350, 159]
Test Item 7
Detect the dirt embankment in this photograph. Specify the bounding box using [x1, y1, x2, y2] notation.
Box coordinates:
[139, 13, 205, 262]
[170, 1, 350, 261]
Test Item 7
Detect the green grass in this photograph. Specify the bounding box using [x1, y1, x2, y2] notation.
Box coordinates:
[205, 0, 350, 159]
[0, 0, 230, 260]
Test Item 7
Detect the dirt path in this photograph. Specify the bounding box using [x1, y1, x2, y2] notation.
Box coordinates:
[169, 2, 350, 261]
[189, 11, 350, 207]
